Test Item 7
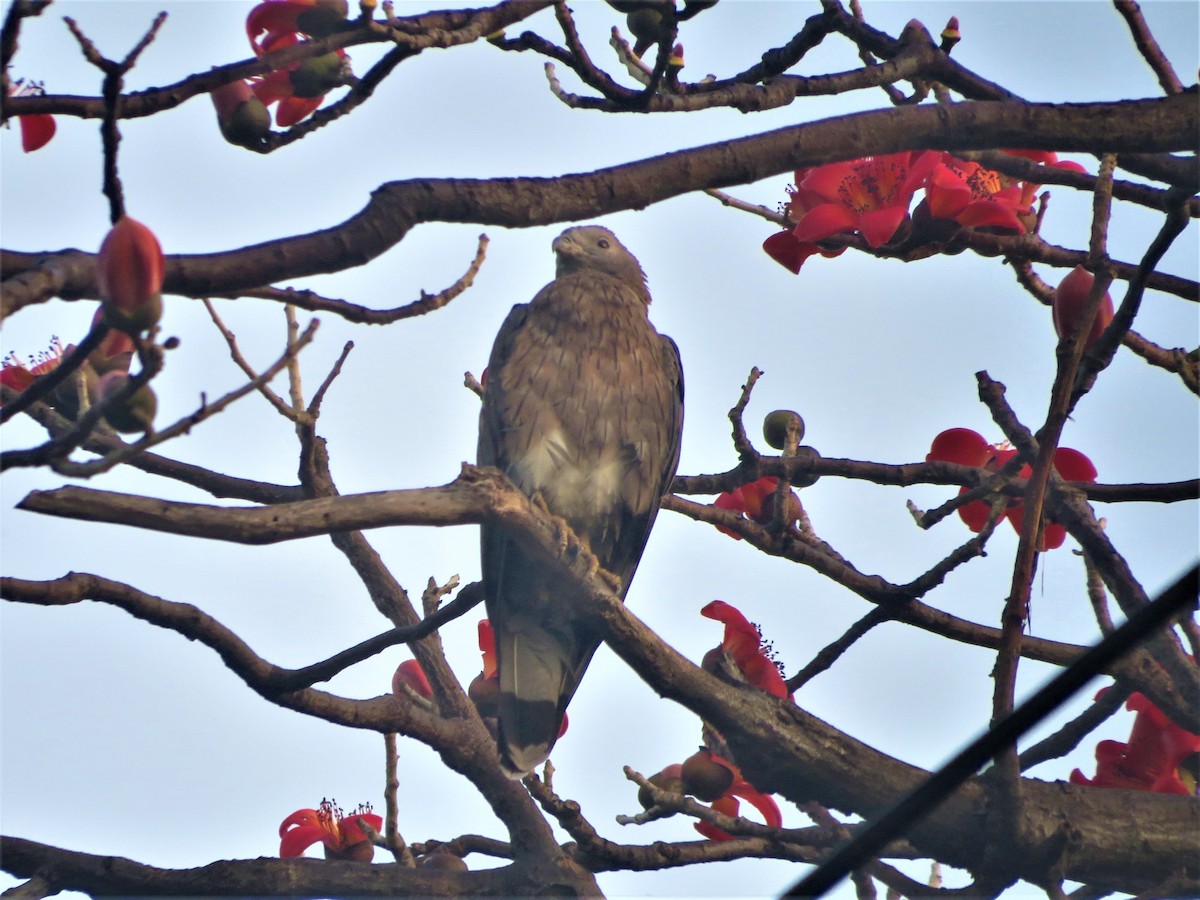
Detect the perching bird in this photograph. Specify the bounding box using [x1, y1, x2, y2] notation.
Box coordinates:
[478, 225, 684, 778]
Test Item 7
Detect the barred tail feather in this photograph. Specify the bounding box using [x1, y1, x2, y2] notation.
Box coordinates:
[496, 627, 573, 778]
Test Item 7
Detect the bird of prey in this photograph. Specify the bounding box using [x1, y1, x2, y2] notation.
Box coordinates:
[478, 225, 684, 778]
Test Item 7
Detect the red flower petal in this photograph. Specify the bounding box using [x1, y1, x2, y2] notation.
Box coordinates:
[739, 653, 791, 699]
[279, 824, 329, 857]
[1040, 522, 1067, 551]
[694, 794, 740, 841]
[247, 0, 315, 53]
[762, 231, 819, 274]
[956, 488, 992, 533]
[738, 477, 778, 521]
[392, 659, 433, 698]
[339, 813, 384, 846]
[478, 619, 497, 678]
[279, 809, 329, 857]
[856, 205, 908, 247]
[927, 428, 991, 466]
[1052, 266, 1114, 349]
[275, 94, 322, 127]
[923, 164, 972, 220]
[701, 600, 789, 697]
[790, 203, 859, 244]
[19, 114, 56, 153]
[1052, 447, 1097, 483]
[953, 199, 1026, 232]
[798, 160, 858, 201]
[714, 488, 746, 539]
[729, 779, 782, 828]
[701, 601, 762, 668]
[1, 364, 35, 392]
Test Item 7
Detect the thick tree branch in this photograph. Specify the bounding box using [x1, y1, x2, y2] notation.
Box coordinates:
[2, 95, 1194, 316]
[0, 835, 593, 898]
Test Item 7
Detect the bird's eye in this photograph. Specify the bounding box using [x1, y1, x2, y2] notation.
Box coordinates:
[597, 239, 610, 249]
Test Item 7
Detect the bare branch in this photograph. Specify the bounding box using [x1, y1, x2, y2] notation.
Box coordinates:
[1113, 0, 1185, 94]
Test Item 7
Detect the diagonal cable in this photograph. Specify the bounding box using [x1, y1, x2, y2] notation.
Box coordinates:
[784, 561, 1199, 898]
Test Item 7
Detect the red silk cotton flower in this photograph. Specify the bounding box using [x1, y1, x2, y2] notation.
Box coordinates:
[926, 428, 1097, 550]
[713, 476, 800, 538]
[701, 600, 791, 700]
[682, 749, 783, 841]
[246, 0, 349, 126]
[1071, 689, 1200, 796]
[921, 154, 1026, 232]
[280, 799, 383, 861]
[790, 151, 940, 248]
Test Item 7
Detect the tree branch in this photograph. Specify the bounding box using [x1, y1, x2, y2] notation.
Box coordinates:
[3, 95, 1194, 315]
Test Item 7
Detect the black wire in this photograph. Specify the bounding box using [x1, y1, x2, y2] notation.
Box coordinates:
[784, 561, 1199, 898]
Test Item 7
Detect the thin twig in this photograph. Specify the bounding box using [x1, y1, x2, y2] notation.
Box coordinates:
[308, 341, 354, 417]
[202, 299, 294, 420]
[729, 368, 763, 463]
[383, 733, 416, 866]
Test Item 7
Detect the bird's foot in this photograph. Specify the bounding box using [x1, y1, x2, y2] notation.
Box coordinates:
[596, 566, 623, 595]
[531, 492, 574, 556]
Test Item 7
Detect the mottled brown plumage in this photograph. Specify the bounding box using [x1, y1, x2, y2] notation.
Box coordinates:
[478, 226, 684, 777]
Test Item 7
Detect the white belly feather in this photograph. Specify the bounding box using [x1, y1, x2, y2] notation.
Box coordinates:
[513, 426, 624, 516]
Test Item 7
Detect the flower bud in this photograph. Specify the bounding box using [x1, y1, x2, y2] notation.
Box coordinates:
[296, 0, 349, 37]
[419, 852, 468, 872]
[681, 748, 734, 802]
[325, 839, 374, 862]
[97, 217, 164, 334]
[940, 16, 960, 51]
[758, 487, 802, 529]
[1052, 265, 1114, 351]
[211, 81, 272, 149]
[289, 52, 345, 99]
[637, 763, 684, 809]
[762, 409, 805, 450]
[97, 372, 157, 433]
[627, 8, 669, 50]
[468, 672, 500, 718]
[88, 308, 136, 376]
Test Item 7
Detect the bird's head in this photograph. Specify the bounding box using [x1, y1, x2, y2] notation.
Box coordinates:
[552, 225, 648, 293]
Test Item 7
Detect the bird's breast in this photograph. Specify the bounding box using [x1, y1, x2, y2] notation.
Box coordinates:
[512, 426, 625, 516]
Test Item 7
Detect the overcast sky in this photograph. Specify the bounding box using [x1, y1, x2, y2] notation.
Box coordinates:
[2, 2, 1197, 897]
